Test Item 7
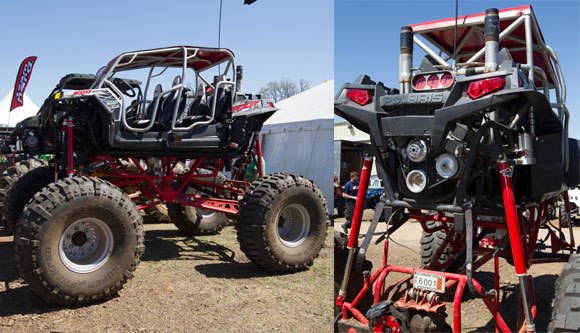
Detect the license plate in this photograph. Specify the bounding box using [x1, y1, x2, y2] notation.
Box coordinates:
[413, 271, 446, 293]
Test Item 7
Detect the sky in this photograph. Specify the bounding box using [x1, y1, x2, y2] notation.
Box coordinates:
[335, 0, 580, 138]
[0, 0, 333, 108]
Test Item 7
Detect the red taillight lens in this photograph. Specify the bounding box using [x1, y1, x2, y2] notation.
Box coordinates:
[466, 77, 506, 99]
[413, 75, 427, 90]
[440, 72, 454, 88]
[346, 89, 372, 106]
[427, 74, 440, 89]
[412, 71, 454, 91]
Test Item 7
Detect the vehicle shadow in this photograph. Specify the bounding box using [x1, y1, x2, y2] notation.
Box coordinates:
[0, 228, 66, 317]
[0, 230, 19, 292]
[143, 227, 279, 278]
[194, 262, 279, 279]
[466, 273, 558, 332]
[140, 228, 237, 263]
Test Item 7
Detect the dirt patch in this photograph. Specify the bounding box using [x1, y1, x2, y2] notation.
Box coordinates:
[334, 211, 575, 332]
[0, 220, 333, 332]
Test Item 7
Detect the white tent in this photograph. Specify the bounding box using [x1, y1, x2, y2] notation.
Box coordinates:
[261, 80, 334, 214]
[0, 89, 39, 127]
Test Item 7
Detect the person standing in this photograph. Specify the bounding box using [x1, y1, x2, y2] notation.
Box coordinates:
[246, 154, 266, 183]
[341, 171, 360, 234]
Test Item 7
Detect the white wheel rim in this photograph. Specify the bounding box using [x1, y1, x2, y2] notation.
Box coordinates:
[58, 218, 114, 274]
[277, 203, 310, 248]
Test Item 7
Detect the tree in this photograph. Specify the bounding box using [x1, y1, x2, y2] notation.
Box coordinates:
[258, 78, 310, 101]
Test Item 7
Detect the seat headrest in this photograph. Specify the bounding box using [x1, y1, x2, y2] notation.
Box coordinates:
[173, 75, 182, 86]
[154, 84, 162, 97]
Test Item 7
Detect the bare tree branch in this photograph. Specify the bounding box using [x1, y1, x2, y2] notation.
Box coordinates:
[259, 78, 309, 101]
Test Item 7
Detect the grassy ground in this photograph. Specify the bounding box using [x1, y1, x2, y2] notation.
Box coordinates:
[0, 220, 334, 332]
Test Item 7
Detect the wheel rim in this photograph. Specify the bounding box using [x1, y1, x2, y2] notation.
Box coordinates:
[59, 218, 114, 274]
[196, 208, 216, 218]
[277, 203, 310, 247]
[189, 188, 216, 218]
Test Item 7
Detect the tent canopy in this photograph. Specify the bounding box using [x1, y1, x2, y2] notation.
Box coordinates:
[261, 80, 334, 213]
[0, 89, 39, 126]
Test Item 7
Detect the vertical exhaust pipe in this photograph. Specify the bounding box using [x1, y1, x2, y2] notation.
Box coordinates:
[484, 8, 500, 73]
[399, 26, 413, 93]
[235, 65, 243, 92]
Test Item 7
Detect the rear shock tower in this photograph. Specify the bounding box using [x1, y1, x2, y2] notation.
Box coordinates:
[337, 156, 577, 333]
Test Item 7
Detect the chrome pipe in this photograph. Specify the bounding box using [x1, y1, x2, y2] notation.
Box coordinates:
[400, 26, 413, 93]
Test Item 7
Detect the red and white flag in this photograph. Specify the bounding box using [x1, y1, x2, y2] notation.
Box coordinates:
[10, 56, 37, 111]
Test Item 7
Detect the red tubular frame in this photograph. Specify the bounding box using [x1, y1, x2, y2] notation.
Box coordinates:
[347, 157, 373, 249]
[65, 118, 74, 177]
[90, 155, 246, 215]
[338, 157, 579, 332]
[498, 160, 527, 276]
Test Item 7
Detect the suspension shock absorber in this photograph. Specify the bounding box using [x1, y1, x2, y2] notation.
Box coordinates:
[63, 117, 75, 179]
[497, 159, 535, 333]
[255, 132, 264, 177]
[338, 156, 373, 306]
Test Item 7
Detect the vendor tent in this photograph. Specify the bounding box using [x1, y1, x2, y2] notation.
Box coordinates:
[261, 80, 334, 214]
[0, 89, 39, 127]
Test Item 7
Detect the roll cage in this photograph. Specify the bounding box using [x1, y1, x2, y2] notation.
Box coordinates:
[407, 5, 569, 133]
[92, 46, 238, 133]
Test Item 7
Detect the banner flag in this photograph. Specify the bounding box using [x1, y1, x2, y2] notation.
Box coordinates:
[10, 56, 37, 111]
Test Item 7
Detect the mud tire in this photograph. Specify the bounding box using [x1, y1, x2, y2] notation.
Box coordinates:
[4, 166, 54, 232]
[14, 176, 144, 305]
[548, 253, 580, 332]
[420, 220, 451, 267]
[167, 187, 228, 236]
[236, 173, 327, 272]
[334, 231, 373, 316]
[0, 159, 48, 232]
[166, 168, 228, 235]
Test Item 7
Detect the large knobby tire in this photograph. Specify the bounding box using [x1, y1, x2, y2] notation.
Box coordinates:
[14, 176, 144, 305]
[0, 159, 48, 232]
[548, 253, 580, 332]
[236, 173, 328, 272]
[166, 168, 229, 235]
[167, 186, 228, 236]
[420, 220, 452, 267]
[4, 166, 54, 233]
[334, 231, 373, 316]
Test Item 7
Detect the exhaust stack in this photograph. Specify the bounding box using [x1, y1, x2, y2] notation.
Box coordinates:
[484, 8, 500, 72]
[235, 65, 243, 92]
[399, 26, 413, 93]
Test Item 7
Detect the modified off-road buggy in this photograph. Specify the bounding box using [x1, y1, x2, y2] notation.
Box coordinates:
[3, 46, 327, 305]
[335, 6, 580, 332]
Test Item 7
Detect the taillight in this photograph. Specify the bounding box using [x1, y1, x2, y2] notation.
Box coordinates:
[427, 74, 439, 89]
[440, 72, 453, 88]
[413, 71, 454, 91]
[413, 75, 427, 90]
[346, 89, 372, 106]
[466, 77, 505, 99]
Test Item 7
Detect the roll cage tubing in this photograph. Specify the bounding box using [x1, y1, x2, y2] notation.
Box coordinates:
[90, 46, 237, 133]
[407, 5, 570, 170]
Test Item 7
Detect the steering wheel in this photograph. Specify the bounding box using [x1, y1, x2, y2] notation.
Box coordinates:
[115, 78, 137, 98]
